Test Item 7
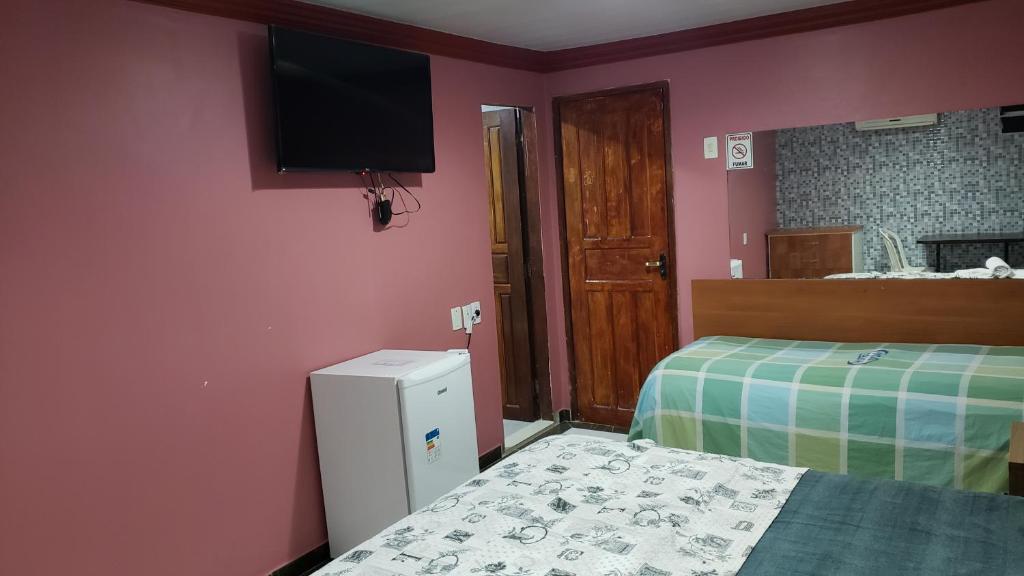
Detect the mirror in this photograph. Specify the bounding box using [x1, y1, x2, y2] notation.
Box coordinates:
[727, 105, 1024, 279]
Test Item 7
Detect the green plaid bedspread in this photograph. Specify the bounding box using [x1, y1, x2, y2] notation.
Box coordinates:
[628, 336, 1024, 493]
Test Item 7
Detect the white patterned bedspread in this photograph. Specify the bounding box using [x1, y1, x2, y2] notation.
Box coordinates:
[313, 435, 806, 576]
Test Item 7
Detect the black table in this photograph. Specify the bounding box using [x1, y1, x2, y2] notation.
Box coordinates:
[917, 231, 1024, 271]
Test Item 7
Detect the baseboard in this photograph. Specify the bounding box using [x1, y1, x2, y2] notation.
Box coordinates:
[269, 542, 330, 576]
[565, 420, 630, 435]
[478, 445, 503, 471]
[558, 409, 571, 423]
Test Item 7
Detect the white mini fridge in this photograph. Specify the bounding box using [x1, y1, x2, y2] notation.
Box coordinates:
[310, 350, 480, 558]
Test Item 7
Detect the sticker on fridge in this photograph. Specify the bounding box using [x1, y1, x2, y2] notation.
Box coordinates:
[425, 428, 441, 463]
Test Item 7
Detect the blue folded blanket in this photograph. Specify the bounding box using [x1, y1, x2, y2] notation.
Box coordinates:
[740, 470, 1024, 575]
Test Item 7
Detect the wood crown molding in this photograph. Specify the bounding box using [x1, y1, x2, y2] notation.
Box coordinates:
[134, 0, 988, 73]
[543, 0, 991, 71]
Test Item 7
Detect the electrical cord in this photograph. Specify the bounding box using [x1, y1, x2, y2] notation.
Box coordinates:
[465, 309, 480, 348]
[355, 171, 422, 226]
[358, 171, 378, 213]
[386, 173, 421, 216]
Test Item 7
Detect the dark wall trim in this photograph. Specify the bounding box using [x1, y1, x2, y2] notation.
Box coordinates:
[542, 0, 989, 71]
[564, 420, 631, 436]
[479, 445, 503, 471]
[269, 542, 329, 576]
[134, 0, 984, 73]
[132, 0, 546, 71]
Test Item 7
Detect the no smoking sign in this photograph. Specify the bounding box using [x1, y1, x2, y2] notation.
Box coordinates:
[726, 132, 754, 170]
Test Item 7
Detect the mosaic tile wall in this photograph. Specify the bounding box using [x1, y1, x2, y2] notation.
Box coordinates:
[776, 108, 1024, 271]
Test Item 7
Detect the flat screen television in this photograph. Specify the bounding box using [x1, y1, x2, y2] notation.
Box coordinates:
[268, 26, 435, 173]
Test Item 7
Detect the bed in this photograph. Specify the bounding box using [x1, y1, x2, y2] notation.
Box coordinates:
[311, 278, 1024, 574]
[312, 435, 1024, 576]
[628, 336, 1024, 493]
[624, 279, 1024, 493]
[826, 271, 1024, 279]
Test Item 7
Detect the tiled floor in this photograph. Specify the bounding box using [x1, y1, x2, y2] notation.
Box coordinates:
[561, 427, 627, 442]
[503, 418, 553, 448]
[502, 418, 531, 437]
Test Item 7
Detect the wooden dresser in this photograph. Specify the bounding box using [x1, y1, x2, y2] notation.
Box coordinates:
[768, 226, 864, 279]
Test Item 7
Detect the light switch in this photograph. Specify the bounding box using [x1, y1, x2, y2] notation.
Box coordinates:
[742, 232, 749, 246]
[450, 307, 463, 331]
[703, 136, 719, 159]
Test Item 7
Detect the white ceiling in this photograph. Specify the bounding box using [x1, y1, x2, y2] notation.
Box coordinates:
[306, 0, 846, 51]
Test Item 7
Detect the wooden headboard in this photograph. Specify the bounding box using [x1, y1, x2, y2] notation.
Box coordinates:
[692, 279, 1024, 346]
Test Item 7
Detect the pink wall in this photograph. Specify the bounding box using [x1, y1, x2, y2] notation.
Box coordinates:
[727, 131, 777, 279]
[5, 0, 1024, 572]
[539, 0, 1024, 411]
[0, 1, 547, 574]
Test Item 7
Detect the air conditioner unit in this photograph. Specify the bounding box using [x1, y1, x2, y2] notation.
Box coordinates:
[854, 113, 938, 131]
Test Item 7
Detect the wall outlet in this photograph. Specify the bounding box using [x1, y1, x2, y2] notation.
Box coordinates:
[461, 301, 482, 330]
[450, 306, 463, 331]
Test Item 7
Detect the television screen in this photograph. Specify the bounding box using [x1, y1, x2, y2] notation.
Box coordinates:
[269, 26, 435, 173]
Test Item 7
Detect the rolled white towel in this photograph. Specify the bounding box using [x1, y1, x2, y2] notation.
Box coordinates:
[953, 268, 996, 279]
[985, 256, 1014, 278]
[825, 272, 882, 279]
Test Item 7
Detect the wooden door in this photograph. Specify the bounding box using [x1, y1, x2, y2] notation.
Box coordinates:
[558, 86, 678, 427]
[483, 109, 537, 422]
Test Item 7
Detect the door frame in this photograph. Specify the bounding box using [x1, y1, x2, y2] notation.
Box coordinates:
[482, 104, 554, 423]
[550, 81, 679, 421]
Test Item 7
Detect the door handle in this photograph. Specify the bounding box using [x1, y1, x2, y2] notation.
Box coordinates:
[645, 253, 668, 279]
